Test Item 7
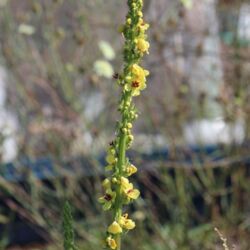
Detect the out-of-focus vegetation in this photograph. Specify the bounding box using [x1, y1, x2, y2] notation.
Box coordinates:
[0, 0, 249, 249]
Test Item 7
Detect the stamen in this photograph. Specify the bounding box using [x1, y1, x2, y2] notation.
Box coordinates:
[104, 194, 112, 201]
[132, 81, 140, 88]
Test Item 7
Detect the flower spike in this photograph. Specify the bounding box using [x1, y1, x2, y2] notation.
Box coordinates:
[99, 1, 149, 249]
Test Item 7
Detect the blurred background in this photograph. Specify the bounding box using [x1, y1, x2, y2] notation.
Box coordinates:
[0, 0, 250, 249]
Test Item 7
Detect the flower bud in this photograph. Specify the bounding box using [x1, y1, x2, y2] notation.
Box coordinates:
[126, 18, 132, 25]
[127, 123, 132, 129]
[128, 135, 134, 141]
[122, 128, 128, 134]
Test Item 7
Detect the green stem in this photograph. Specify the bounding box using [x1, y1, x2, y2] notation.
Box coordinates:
[113, 138, 125, 250]
[116, 235, 121, 250]
[114, 93, 131, 250]
[102, 1, 148, 249]
[118, 130, 127, 174]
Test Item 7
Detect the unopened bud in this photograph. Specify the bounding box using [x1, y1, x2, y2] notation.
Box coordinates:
[127, 123, 132, 129]
[122, 128, 128, 134]
[128, 135, 134, 141]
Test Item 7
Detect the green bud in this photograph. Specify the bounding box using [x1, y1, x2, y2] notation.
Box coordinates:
[127, 123, 132, 129]
[122, 128, 128, 134]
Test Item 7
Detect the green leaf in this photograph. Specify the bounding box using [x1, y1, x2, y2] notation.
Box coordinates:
[63, 201, 79, 250]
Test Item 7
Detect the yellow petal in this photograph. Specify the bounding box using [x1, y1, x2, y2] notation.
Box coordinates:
[138, 20, 150, 31]
[132, 89, 140, 96]
[126, 165, 137, 176]
[118, 216, 126, 227]
[124, 219, 136, 230]
[137, 38, 150, 53]
[106, 236, 117, 249]
[119, 214, 136, 230]
[120, 177, 130, 188]
[127, 189, 140, 199]
[106, 154, 116, 165]
[108, 221, 123, 234]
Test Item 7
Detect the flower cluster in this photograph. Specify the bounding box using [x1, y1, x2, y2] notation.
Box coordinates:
[99, 0, 149, 249]
[105, 213, 136, 249]
[99, 175, 139, 249]
[124, 64, 149, 96]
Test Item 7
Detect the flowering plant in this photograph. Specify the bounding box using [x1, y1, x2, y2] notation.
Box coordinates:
[98, 0, 150, 249]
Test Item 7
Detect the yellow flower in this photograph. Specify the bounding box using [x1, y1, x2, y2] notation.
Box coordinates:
[124, 81, 144, 96]
[106, 152, 116, 165]
[138, 18, 150, 32]
[131, 64, 149, 83]
[106, 236, 117, 249]
[108, 221, 123, 234]
[125, 64, 149, 96]
[126, 187, 140, 199]
[121, 177, 140, 200]
[105, 148, 117, 170]
[126, 164, 137, 176]
[98, 188, 116, 211]
[136, 38, 150, 54]
[119, 214, 136, 230]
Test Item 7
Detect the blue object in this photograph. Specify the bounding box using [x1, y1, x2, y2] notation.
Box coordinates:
[0, 143, 249, 181]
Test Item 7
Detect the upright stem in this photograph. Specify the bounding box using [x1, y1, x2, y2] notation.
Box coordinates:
[118, 94, 130, 174]
[114, 93, 130, 250]
[99, 1, 150, 249]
